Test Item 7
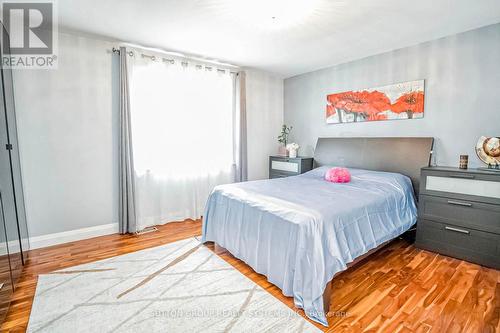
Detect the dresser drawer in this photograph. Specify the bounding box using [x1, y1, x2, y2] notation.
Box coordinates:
[421, 169, 500, 205]
[270, 171, 293, 179]
[268, 156, 313, 179]
[270, 160, 299, 173]
[419, 195, 500, 234]
[416, 219, 500, 269]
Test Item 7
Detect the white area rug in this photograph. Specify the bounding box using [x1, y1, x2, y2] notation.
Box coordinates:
[27, 237, 320, 332]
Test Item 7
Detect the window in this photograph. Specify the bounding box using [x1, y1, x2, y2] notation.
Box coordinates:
[129, 55, 237, 229]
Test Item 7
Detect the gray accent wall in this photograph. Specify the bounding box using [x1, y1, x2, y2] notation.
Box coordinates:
[284, 23, 500, 168]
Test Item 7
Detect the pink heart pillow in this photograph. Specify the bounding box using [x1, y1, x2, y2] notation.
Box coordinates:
[325, 167, 351, 183]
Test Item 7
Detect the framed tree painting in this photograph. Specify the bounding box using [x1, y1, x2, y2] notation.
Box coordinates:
[326, 80, 424, 124]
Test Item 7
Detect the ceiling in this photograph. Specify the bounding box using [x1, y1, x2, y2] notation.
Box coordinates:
[58, 0, 500, 78]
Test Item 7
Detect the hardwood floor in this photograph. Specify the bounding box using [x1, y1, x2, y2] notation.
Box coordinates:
[2, 219, 499, 332]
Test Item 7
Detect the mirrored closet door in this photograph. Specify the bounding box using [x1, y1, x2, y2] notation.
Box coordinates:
[0, 22, 29, 322]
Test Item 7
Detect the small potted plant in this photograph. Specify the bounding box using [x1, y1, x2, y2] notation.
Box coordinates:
[278, 125, 292, 156]
[286, 143, 300, 158]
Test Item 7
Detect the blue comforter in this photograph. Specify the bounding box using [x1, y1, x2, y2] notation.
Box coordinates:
[201, 167, 417, 326]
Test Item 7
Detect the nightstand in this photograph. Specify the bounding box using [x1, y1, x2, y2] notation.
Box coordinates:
[415, 166, 500, 269]
[269, 156, 313, 179]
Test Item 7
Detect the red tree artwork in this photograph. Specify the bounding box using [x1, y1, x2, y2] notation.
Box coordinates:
[391, 91, 424, 119]
[326, 80, 425, 124]
[327, 91, 391, 122]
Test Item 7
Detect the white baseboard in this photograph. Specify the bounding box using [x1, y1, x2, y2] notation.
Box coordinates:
[0, 239, 23, 256]
[29, 223, 119, 250]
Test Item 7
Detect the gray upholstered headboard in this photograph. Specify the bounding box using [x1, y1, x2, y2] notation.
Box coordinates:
[314, 137, 434, 196]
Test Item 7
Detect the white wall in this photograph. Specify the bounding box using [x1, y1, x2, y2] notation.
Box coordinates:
[13, 32, 120, 239]
[284, 24, 500, 168]
[13, 32, 283, 241]
[245, 70, 284, 180]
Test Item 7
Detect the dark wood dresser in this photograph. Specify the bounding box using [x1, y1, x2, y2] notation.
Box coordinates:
[416, 166, 500, 269]
[269, 156, 313, 179]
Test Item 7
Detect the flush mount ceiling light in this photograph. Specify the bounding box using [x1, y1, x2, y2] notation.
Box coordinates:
[221, 0, 327, 30]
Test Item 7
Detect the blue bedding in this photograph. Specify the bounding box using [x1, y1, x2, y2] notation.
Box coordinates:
[201, 166, 417, 326]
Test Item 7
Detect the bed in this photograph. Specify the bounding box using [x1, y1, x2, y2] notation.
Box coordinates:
[201, 137, 434, 326]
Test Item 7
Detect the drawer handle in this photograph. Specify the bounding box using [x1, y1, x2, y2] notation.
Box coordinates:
[447, 200, 473, 207]
[444, 226, 470, 234]
[449, 174, 475, 179]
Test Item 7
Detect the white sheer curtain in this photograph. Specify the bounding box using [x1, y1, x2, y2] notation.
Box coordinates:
[129, 52, 237, 230]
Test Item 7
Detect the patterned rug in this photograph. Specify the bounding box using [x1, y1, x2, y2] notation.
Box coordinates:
[27, 237, 320, 332]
